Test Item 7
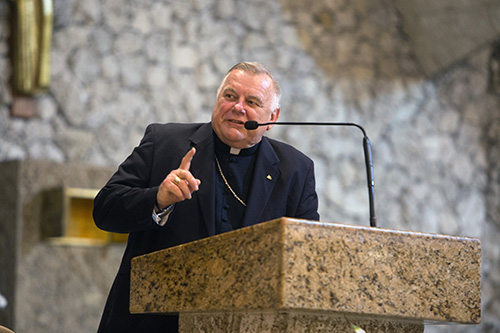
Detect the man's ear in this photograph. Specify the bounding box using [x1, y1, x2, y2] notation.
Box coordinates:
[266, 107, 281, 131]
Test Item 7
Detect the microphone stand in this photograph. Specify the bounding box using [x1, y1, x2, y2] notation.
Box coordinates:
[245, 121, 377, 227]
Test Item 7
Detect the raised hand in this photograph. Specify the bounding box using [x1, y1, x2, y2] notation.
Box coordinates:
[155, 147, 201, 210]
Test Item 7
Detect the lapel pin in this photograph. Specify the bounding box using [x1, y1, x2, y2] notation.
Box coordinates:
[266, 175, 272, 180]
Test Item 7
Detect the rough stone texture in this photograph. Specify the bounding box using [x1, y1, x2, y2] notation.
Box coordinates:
[0, 160, 123, 332]
[0, 0, 499, 332]
[131, 218, 480, 325]
[391, 0, 500, 76]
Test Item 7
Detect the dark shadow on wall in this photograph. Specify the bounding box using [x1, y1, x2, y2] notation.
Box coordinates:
[278, 0, 424, 81]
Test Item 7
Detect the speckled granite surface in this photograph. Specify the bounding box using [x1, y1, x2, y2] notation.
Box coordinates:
[178, 311, 424, 333]
[130, 218, 481, 325]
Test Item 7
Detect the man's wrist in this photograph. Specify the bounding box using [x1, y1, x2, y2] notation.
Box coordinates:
[152, 204, 174, 225]
[155, 197, 170, 212]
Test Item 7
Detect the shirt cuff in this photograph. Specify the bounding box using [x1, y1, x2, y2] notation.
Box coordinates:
[151, 204, 174, 226]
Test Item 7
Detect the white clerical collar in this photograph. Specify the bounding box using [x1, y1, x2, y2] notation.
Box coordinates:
[229, 147, 241, 155]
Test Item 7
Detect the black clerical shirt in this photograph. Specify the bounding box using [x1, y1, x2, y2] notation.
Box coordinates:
[213, 133, 259, 234]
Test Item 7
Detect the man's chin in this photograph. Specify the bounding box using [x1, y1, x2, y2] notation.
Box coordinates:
[221, 136, 258, 149]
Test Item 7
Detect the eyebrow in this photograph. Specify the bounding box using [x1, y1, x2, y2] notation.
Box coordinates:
[247, 95, 264, 106]
[222, 87, 264, 106]
[222, 87, 237, 96]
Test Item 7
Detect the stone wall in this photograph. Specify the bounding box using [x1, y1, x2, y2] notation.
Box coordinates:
[0, 0, 499, 332]
[391, 0, 500, 76]
[0, 160, 121, 332]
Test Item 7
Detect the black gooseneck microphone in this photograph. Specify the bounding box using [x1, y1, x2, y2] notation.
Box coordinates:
[245, 120, 377, 228]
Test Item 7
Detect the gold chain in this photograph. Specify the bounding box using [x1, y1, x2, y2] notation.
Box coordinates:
[215, 156, 247, 207]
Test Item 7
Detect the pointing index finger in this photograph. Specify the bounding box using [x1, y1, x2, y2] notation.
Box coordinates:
[179, 147, 196, 170]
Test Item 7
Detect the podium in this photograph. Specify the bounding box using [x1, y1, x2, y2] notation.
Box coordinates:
[130, 218, 481, 332]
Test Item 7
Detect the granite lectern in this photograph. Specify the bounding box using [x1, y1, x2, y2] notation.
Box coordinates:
[130, 218, 481, 333]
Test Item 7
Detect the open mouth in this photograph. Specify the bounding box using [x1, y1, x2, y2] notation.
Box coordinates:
[229, 120, 244, 125]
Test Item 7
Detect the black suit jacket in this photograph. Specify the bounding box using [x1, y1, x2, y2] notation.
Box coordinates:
[94, 122, 319, 332]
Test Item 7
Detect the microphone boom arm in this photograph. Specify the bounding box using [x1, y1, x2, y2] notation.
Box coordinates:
[245, 121, 377, 227]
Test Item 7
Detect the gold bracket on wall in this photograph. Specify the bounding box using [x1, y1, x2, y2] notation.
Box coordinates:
[41, 187, 128, 246]
[9, 0, 53, 117]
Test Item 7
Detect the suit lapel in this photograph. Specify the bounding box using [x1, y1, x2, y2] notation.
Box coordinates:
[189, 123, 216, 236]
[242, 137, 280, 227]
[188, 128, 280, 233]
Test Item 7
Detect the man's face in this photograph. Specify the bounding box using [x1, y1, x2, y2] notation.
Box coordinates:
[211, 69, 280, 149]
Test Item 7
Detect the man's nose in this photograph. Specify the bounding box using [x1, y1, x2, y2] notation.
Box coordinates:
[233, 99, 246, 113]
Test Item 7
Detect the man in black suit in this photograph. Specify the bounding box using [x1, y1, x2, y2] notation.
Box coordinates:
[93, 62, 320, 332]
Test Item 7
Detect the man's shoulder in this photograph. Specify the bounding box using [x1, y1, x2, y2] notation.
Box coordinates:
[149, 122, 207, 132]
[263, 136, 312, 163]
[146, 122, 209, 139]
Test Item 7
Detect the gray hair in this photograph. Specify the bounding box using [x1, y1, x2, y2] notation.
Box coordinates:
[217, 62, 281, 110]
